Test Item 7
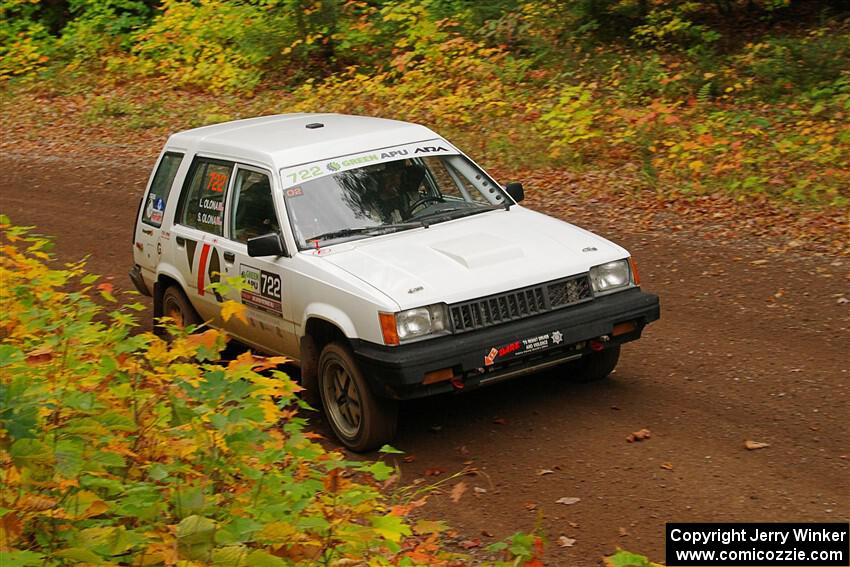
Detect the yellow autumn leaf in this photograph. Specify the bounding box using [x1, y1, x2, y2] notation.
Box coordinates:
[689, 159, 705, 172]
[221, 300, 247, 323]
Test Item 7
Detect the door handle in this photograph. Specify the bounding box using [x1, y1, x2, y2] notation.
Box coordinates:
[176, 236, 185, 246]
[223, 251, 235, 263]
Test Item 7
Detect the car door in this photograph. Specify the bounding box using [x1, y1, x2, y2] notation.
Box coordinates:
[170, 156, 235, 324]
[216, 164, 298, 356]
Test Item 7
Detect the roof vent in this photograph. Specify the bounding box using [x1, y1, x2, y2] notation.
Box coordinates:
[305, 122, 324, 129]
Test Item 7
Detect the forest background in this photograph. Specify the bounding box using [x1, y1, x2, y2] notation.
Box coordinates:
[2, 0, 849, 216]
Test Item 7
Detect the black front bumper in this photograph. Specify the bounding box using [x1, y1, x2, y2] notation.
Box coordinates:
[351, 287, 660, 400]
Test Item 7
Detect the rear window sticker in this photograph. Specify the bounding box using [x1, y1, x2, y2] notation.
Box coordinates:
[197, 197, 224, 228]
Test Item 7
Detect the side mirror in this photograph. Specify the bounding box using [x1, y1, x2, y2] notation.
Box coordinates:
[247, 233, 287, 257]
[505, 182, 524, 203]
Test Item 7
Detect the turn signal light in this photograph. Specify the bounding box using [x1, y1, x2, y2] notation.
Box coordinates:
[423, 367, 454, 385]
[629, 257, 641, 286]
[613, 321, 637, 336]
[379, 312, 399, 346]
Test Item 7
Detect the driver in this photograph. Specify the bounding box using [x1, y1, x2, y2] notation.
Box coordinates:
[374, 160, 426, 222]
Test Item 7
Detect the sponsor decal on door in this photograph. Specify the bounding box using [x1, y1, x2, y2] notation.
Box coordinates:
[239, 264, 282, 315]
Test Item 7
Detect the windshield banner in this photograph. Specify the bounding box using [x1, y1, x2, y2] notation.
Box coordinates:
[280, 140, 458, 189]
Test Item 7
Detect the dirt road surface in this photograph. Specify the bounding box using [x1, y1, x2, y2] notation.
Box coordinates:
[3, 155, 848, 564]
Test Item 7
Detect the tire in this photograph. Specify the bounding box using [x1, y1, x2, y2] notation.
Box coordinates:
[570, 345, 621, 383]
[160, 285, 201, 333]
[318, 342, 398, 452]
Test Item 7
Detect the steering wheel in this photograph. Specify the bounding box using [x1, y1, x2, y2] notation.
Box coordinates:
[408, 196, 442, 215]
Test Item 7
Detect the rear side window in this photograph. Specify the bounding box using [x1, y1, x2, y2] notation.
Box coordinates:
[142, 152, 184, 227]
[177, 157, 234, 236]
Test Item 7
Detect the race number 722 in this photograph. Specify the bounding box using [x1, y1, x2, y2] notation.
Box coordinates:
[207, 171, 228, 193]
[260, 272, 281, 299]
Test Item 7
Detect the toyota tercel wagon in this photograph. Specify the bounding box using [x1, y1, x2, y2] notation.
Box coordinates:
[130, 113, 660, 451]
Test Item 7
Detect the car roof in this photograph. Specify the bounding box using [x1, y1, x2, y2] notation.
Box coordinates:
[167, 113, 444, 170]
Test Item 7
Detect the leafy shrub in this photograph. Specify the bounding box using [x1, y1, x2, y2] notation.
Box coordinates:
[57, 0, 152, 67]
[127, 0, 291, 92]
[537, 83, 603, 161]
[733, 28, 850, 101]
[630, 4, 721, 50]
[0, 1, 54, 80]
[1, 219, 545, 565]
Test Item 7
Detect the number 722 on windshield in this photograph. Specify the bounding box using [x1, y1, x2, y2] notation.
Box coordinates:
[286, 166, 321, 186]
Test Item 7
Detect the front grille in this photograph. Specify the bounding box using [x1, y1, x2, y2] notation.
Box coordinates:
[449, 274, 593, 333]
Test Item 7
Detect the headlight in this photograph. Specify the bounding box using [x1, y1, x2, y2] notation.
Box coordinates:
[589, 259, 632, 294]
[379, 304, 448, 345]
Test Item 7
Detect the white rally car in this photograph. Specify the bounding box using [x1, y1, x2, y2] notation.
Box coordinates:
[130, 114, 660, 451]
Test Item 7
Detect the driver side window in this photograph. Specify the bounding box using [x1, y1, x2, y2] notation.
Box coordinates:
[230, 169, 280, 244]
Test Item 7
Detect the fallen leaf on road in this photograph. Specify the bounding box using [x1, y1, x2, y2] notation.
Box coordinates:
[556, 497, 580, 505]
[413, 519, 448, 535]
[745, 440, 770, 450]
[660, 462, 674, 470]
[558, 536, 576, 547]
[26, 346, 54, 364]
[619, 527, 629, 537]
[450, 481, 467, 503]
[626, 428, 652, 442]
[537, 469, 555, 476]
[525, 502, 537, 511]
[459, 539, 481, 549]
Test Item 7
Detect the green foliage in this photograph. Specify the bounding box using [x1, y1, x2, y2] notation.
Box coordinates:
[1, 0, 847, 207]
[604, 548, 664, 567]
[127, 0, 288, 91]
[538, 83, 603, 161]
[1, 220, 540, 565]
[733, 28, 850, 101]
[0, 1, 54, 79]
[58, 0, 152, 65]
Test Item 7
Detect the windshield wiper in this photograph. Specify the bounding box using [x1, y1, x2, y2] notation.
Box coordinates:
[414, 204, 506, 223]
[306, 222, 424, 243]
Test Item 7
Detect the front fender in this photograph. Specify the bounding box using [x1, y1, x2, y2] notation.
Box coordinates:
[300, 303, 358, 339]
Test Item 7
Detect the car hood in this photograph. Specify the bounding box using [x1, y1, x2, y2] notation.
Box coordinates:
[317, 207, 629, 309]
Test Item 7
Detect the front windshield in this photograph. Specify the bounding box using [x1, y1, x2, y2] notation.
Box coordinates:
[282, 152, 508, 249]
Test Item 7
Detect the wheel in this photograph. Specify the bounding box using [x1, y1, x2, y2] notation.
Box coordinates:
[570, 345, 620, 383]
[407, 196, 442, 215]
[161, 285, 201, 332]
[318, 342, 398, 452]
